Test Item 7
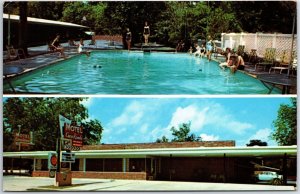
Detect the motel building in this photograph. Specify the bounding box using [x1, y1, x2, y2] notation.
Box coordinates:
[3, 141, 297, 185]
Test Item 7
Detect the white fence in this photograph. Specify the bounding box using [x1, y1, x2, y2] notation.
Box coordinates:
[221, 33, 297, 61]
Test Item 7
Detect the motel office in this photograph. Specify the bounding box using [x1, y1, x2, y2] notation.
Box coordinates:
[3, 141, 297, 184]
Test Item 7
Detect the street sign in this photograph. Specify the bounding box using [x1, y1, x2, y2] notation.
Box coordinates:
[48, 152, 57, 170]
[60, 152, 75, 163]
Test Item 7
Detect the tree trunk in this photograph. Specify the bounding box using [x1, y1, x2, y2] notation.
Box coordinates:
[18, 2, 28, 56]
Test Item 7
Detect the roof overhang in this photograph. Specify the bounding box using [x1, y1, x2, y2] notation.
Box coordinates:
[3, 14, 89, 29]
[3, 146, 297, 159]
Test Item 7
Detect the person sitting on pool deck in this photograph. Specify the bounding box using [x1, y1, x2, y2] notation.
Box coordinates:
[51, 34, 66, 59]
[77, 39, 91, 57]
[200, 44, 206, 58]
[219, 48, 233, 70]
[230, 55, 245, 73]
[193, 43, 201, 57]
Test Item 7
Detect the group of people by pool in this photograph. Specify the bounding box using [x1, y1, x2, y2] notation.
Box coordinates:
[51, 29, 244, 74]
[125, 21, 150, 51]
[50, 34, 91, 58]
[189, 36, 245, 74]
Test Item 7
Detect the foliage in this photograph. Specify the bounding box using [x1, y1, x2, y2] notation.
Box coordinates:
[61, 2, 106, 33]
[3, 98, 103, 151]
[3, 1, 297, 48]
[156, 122, 201, 143]
[156, 136, 169, 143]
[246, 139, 268, 146]
[81, 119, 104, 145]
[271, 98, 297, 145]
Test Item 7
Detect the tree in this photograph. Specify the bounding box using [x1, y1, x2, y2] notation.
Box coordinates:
[3, 97, 103, 151]
[156, 122, 201, 143]
[156, 135, 169, 143]
[271, 98, 297, 145]
[171, 122, 201, 142]
[82, 119, 104, 145]
[246, 139, 268, 146]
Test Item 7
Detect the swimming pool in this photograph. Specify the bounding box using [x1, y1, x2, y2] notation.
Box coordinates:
[4, 51, 280, 94]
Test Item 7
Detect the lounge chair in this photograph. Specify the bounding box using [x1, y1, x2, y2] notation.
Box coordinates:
[269, 50, 291, 74]
[5, 45, 26, 60]
[236, 45, 245, 56]
[255, 48, 276, 71]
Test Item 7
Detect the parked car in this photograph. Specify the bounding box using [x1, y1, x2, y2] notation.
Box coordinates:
[255, 171, 283, 185]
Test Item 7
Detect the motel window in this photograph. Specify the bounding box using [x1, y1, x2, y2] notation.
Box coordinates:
[86, 159, 104, 171]
[104, 158, 122, 172]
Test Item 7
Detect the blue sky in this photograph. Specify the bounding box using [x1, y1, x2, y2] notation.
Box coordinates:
[81, 97, 292, 147]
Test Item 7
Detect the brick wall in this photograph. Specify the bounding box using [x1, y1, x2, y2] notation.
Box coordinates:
[82, 141, 235, 150]
[32, 171, 147, 180]
[94, 35, 122, 43]
[72, 171, 146, 180]
[32, 171, 49, 177]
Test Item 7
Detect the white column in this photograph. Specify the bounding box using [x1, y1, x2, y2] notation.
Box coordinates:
[122, 158, 127, 172]
[33, 158, 36, 171]
[83, 158, 86, 172]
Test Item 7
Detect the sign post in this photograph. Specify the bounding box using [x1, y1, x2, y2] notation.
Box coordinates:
[55, 115, 83, 187]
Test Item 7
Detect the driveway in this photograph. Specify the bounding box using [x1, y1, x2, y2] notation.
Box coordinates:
[2, 176, 296, 192]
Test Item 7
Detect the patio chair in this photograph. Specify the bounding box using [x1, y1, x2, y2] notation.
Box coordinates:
[236, 45, 245, 56]
[255, 48, 276, 71]
[269, 50, 291, 74]
[5, 45, 26, 60]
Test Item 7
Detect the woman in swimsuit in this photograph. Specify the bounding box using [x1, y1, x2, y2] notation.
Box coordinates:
[206, 35, 214, 61]
[125, 28, 132, 51]
[51, 34, 66, 59]
[143, 21, 150, 45]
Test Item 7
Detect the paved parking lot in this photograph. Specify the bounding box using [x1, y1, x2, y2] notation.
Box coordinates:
[2, 176, 296, 192]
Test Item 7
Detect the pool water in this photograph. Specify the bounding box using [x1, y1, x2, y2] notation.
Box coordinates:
[4, 51, 280, 94]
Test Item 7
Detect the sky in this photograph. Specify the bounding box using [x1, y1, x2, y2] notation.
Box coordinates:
[81, 97, 292, 147]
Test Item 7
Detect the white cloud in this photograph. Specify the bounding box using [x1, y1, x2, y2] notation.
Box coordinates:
[111, 101, 145, 127]
[166, 102, 253, 136]
[81, 98, 93, 108]
[168, 105, 208, 132]
[139, 124, 149, 134]
[245, 128, 277, 146]
[200, 133, 219, 141]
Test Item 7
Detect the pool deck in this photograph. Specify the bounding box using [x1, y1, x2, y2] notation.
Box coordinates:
[3, 41, 296, 94]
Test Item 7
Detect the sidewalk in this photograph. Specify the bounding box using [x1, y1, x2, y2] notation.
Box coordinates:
[2, 176, 296, 192]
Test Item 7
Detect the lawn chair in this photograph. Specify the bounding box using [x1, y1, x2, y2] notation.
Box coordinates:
[5, 45, 26, 60]
[255, 48, 276, 71]
[236, 45, 245, 56]
[269, 50, 291, 74]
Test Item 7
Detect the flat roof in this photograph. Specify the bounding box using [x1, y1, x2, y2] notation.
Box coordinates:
[3, 146, 297, 159]
[3, 14, 89, 28]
